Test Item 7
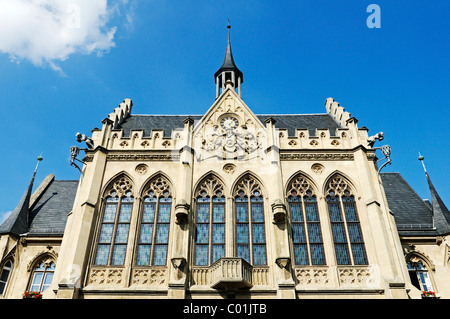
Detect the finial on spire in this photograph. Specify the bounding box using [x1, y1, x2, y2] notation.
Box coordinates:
[418, 152, 427, 173]
[34, 154, 43, 173]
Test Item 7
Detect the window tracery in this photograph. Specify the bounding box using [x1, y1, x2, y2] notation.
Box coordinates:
[29, 259, 55, 293]
[95, 176, 134, 266]
[136, 175, 173, 266]
[234, 175, 267, 266]
[287, 175, 326, 266]
[194, 175, 225, 266]
[325, 175, 367, 265]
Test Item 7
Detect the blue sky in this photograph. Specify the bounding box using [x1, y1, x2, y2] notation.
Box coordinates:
[0, 0, 448, 223]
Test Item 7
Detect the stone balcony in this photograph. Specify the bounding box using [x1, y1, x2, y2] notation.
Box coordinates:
[209, 258, 253, 291]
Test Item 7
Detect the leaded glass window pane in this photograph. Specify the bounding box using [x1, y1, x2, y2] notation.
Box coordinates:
[212, 245, 225, 263]
[335, 243, 351, 265]
[111, 244, 127, 265]
[155, 223, 170, 244]
[236, 203, 248, 222]
[197, 203, 210, 222]
[142, 202, 156, 223]
[196, 224, 209, 244]
[347, 223, 363, 243]
[195, 245, 209, 266]
[351, 243, 368, 265]
[304, 201, 319, 221]
[307, 223, 322, 243]
[103, 203, 117, 222]
[327, 200, 342, 222]
[136, 245, 151, 266]
[251, 203, 264, 222]
[292, 223, 306, 243]
[212, 224, 225, 243]
[236, 224, 249, 243]
[158, 204, 171, 223]
[253, 244, 267, 265]
[310, 244, 326, 265]
[331, 223, 347, 243]
[237, 244, 250, 263]
[139, 224, 153, 244]
[252, 224, 265, 243]
[119, 203, 132, 222]
[213, 204, 225, 222]
[99, 224, 114, 243]
[289, 202, 303, 222]
[294, 244, 309, 265]
[153, 245, 168, 266]
[115, 224, 130, 244]
[95, 244, 110, 265]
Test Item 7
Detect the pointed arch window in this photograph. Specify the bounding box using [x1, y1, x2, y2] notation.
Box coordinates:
[194, 176, 225, 266]
[0, 260, 13, 295]
[29, 260, 55, 292]
[407, 259, 435, 294]
[325, 175, 368, 265]
[287, 175, 326, 266]
[234, 175, 267, 266]
[95, 176, 134, 266]
[136, 176, 173, 266]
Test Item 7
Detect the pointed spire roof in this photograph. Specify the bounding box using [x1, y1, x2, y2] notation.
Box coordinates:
[419, 155, 450, 234]
[214, 22, 243, 81]
[0, 156, 42, 237]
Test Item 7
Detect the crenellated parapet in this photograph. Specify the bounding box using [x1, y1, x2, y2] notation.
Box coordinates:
[278, 127, 352, 150]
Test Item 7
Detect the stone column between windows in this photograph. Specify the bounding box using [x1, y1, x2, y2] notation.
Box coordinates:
[264, 117, 295, 298]
[168, 117, 194, 298]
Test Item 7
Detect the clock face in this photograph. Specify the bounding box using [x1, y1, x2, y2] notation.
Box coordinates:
[220, 116, 239, 129]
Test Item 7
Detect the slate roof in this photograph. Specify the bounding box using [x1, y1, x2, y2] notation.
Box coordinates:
[117, 114, 343, 138]
[27, 180, 79, 235]
[380, 172, 449, 236]
[0, 180, 78, 237]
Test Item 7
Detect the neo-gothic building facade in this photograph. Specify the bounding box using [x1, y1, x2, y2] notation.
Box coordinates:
[1, 27, 449, 299]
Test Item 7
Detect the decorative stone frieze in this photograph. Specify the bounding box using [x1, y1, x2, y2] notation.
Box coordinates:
[132, 268, 167, 286]
[106, 154, 180, 161]
[88, 268, 124, 286]
[280, 153, 354, 161]
[295, 267, 330, 286]
[337, 266, 378, 287]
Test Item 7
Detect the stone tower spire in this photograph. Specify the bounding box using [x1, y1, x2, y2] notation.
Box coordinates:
[214, 22, 243, 98]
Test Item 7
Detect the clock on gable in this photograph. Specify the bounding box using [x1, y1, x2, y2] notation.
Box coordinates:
[220, 116, 239, 130]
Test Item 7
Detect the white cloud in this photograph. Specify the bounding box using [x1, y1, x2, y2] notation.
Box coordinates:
[0, 0, 129, 72]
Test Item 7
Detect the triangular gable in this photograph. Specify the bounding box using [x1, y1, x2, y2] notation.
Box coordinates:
[193, 88, 268, 161]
